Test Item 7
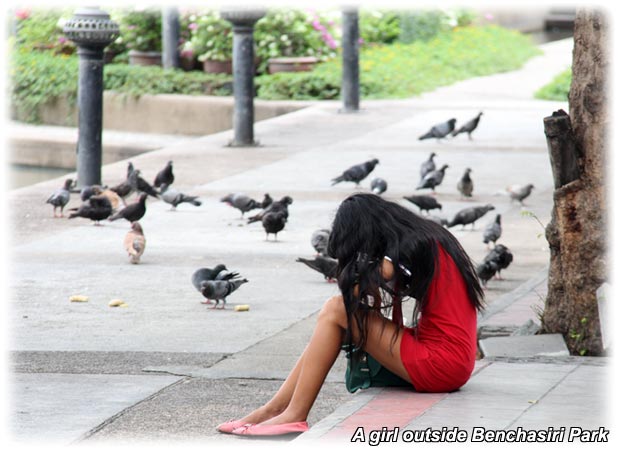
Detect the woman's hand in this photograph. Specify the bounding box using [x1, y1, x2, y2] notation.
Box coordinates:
[380, 258, 395, 281]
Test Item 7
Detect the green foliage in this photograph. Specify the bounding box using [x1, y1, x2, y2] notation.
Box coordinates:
[9, 51, 231, 124]
[359, 10, 401, 44]
[189, 11, 233, 62]
[535, 68, 571, 101]
[120, 8, 162, 52]
[258, 25, 540, 100]
[13, 8, 75, 54]
[398, 8, 477, 43]
[10, 50, 78, 123]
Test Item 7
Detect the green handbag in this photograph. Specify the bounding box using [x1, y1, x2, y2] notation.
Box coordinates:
[344, 350, 412, 393]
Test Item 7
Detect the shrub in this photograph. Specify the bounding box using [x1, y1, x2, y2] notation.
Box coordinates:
[13, 8, 75, 54]
[534, 68, 571, 101]
[359, 10, 401, 44]
[189, 11, 233, 62]
[120, 8, 162, 52]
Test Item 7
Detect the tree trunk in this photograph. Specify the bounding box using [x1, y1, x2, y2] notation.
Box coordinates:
[542, 9, 608, 355]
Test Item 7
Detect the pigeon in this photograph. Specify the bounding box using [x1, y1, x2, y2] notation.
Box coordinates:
[68, 194, 113, 225]
[447, 204, 495, 229]
[99, 189, 123, 211]
[46, 178, 73, 217]
[507, 184, 535, 205]
[109, 193, 148, 223]
[476, 260, 499, 287]
[260, 193, 273, 210]
[416, 165, 449, 192]
[124, 222, 146, 264]
[192, 264, 241, 304]
[247, 196, 293, 224]
[160, 184, 201, 210]
[80, 184, 105, 202]
[127, 161, 135, 178]
[457, 168, 474, 199]
[370, 178, 388, 195]
[153, 160, 174, 188]
[483, 214, 502, 247]
[418, 118, 456, 141]
[403, 195, 442, 214]
[296, 255, 338, 282]
[331, 159, 380, 186]
[483, 244, 513, 280]
[199, 278, 249, 309]
[420, 152, 436, 180]
[128, 169, 159, 198]
[425, 215, 449, 226]
[452, 112, 483, 139]
[109, 180, 134, 205]
[311, 229, 331, 256]
[262, 210, 287, 241]
[221, 193, 263, 218]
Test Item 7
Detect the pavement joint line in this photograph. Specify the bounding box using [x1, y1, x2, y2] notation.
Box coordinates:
[478, 267, 548, 325]
[73, 376, 189, 443]
[504, 362, 581, 430]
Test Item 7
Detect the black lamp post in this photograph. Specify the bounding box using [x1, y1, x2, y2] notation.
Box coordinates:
[221, 9, 265, 147]
[341, 8, 360, 112]
[63, 7, 119, 187]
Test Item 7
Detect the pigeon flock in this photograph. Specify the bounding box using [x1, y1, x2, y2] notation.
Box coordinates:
[46, 109, 535, 313]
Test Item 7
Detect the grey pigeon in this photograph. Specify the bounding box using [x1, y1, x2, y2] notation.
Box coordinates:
[483, 214, 502, 247]
[370, 178, 388, 195]
[260, 193, 273, 209]
[46, 178, 73, 217]
[128, 169, 159, 198]
[160, 184, 201, 210]
[452, 112, 483, 139]
[416, 164, 449, 192]
[199, 278, 248, 309]
[153, 161, 174, 188]
[476, 260, 499, 287]
[127, 162, 135, 178]
[247, 196, 293, 224]
[403, 195, 442, 214]
[192, 264, 241, 304]
[311, 229, 331, 256]
[80, 184, 106, 202]
[109, 180, 134, 205]
[447, 204, 495, 229]
[68, 194, 113, 225]
[425, 215, 449, 227]
[418, 118, 456, 141]
[109, 193, 148, 223]
[507, 184, 535, 205]
[457, 168, 474, 199]
[331, 159, 379, 186]
[262, 210, 287, 241]
[484, 244, 513, 280]
[420, 152, 436, 180]
[221, 193, 263, 218]
[296, 255, 338, 282]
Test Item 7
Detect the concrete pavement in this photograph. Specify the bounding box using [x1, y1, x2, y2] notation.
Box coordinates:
[8, 37, 611, 446]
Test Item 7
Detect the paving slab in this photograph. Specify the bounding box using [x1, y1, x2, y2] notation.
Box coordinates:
[479, 334, 569, 358]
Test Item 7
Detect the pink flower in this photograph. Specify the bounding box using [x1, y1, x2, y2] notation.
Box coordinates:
[188, 22, 198, 31]
[58, 36, 67, 44]
[484, 13, 494, 21]
[312, 20, 324, 31]
[358, 38, 364, 45]
[15, 8, 30, 20]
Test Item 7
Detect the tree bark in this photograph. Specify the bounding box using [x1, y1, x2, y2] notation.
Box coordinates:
[542, 9, 608, 355]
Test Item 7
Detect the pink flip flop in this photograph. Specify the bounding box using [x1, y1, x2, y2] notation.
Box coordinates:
[231, 421, 309, 436]
[216, 420, 249, 434]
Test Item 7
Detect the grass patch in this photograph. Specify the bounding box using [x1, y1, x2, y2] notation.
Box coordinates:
[534, 67, 571, 101]
[257, 25, 541, 100]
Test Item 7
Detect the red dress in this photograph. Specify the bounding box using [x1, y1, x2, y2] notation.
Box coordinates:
[399, 245, 477, 392]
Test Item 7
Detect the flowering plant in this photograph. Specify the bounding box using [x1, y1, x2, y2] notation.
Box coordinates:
[189, 11, 232, 62]
[120, 9, 162, 52]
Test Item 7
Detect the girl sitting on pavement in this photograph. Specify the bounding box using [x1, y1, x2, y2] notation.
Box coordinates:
[218, 193, 485, 436]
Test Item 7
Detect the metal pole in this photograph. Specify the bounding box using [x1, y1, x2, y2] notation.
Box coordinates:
[76, 46, 105, 186]
[63, 7, 119, 187]
[221, 10, 265, 147]
[162, 7, 180, 69]
[342, 8, 360, 112]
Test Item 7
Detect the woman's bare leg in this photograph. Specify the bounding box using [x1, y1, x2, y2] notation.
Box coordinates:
[240, 294, 411, 427]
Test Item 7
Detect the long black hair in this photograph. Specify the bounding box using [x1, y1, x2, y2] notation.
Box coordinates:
[327, 193, 484, 356]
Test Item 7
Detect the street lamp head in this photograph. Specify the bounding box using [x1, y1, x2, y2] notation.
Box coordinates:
[63, 6, 119, 48]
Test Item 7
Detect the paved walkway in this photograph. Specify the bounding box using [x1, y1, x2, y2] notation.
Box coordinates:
[8, 37, 611, 446]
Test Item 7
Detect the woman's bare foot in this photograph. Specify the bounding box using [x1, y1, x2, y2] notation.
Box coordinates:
[251, 409, 307, 427]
